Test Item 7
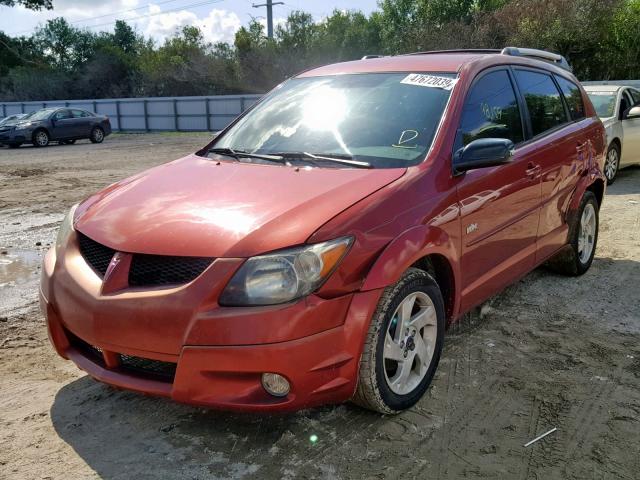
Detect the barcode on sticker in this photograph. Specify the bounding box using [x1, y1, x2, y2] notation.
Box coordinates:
[401, 74, 458, 90]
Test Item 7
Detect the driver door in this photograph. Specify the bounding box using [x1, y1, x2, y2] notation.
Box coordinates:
[455, 68, 542, 312]
[621, 89, 640, 165]
[51, 109, 75, 139]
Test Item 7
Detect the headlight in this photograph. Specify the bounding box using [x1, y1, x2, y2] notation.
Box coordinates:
[219, 236, 352, 306]
[56, 204, 78, 251]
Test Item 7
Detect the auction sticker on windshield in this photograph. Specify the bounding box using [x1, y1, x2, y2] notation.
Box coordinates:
[401, 74, 458, 90]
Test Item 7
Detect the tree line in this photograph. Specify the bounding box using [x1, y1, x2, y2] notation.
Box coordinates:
[1, 0, 640, 101]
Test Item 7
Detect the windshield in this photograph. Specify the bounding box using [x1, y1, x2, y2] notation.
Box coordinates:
[211, 72, 456, 168]
[23, 108, 57, 121]
[587, 91, 617, 118]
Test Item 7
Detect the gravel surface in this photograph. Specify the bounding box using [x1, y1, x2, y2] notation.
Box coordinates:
[1, 133, 639, 479]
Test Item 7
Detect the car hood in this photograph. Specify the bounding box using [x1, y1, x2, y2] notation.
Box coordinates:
[75, 154, 405, 257]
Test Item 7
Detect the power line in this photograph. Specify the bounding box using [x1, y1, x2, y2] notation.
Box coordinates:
[7, 0, 225, 37]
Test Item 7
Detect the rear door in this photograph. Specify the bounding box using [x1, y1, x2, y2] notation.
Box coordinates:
[512, 69, 584, 263]
[70, 109, 94, 137]
[621, 88, 640, 165]
[455, 68, 542, 312]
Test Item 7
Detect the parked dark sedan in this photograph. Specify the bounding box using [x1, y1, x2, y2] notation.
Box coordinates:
[0, 107, 111, 148]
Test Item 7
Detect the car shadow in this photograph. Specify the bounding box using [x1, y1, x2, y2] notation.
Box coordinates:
[607, 165, 640, 195]
[50, 376, 390, 479]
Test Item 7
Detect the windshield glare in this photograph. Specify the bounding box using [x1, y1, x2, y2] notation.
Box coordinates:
[24, 109, 56, 121]
[211, 73, 456, 168]
[587, 92, 617, 118]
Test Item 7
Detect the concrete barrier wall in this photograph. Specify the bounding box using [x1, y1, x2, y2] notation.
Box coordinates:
[0, 94, 263, 132]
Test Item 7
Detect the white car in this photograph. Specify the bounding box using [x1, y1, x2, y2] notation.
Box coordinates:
[584, 84, 640, 184]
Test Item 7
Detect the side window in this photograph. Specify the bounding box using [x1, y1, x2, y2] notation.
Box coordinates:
[515, 70, 569, 136]
[71, 109, 91, 118]
[620, 91, 633, 118]
[54, 109, 71, 120]
[630, 89, 640, 105]
[456, 69, 524, 151]
[555, 76, 585, 121]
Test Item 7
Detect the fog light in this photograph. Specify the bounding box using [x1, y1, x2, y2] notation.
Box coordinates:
[261, 373, 290, 397]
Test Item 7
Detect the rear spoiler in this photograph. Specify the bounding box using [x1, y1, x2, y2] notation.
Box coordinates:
[501, 47, 572, 72]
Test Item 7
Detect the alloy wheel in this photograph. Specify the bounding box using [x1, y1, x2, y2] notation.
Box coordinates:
[93, 129, 104, 142]
[36, 131, 48, 147]
[578, 203, 596, 263]
[383, 291, 437, 395]
[605, 148, 619, 181]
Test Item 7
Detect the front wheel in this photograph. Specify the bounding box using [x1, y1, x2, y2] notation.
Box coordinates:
[90, 127, 104, 143]
[353, 268, 445, 414]
[604, 143, 620, 185]
[33, 129, 49, 147]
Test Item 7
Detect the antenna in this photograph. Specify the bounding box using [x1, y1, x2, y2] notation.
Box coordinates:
[252, 0, 285, 38]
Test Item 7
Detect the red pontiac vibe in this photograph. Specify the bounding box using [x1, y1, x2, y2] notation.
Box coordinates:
[41, 48, 606, 413]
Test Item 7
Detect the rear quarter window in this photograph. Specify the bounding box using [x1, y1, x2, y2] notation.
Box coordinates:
[514, 70, 569, 137]
[555, 76, 585, 120]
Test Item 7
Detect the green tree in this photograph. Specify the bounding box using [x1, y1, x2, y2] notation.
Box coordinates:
[0, 0, 52, 9]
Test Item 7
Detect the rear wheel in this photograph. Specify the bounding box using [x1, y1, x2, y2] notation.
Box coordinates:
[33, 129, 49, 147]
[546, 191, 599, 276]
[90, 127, 104, 144]
[353, 268, 445, 414]
[604, 143, 620, 185]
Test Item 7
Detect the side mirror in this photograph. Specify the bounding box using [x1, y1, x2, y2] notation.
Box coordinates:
[625, 106, 640, 120]
[453, 138, 515, 174]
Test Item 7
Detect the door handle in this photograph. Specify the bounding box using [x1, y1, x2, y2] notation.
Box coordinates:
[525, 162, 540, 179]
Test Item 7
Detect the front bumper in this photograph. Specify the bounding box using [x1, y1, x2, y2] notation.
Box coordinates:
[41, 235, 382, 412]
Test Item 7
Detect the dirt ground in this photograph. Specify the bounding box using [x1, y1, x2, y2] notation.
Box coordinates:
[1, 133, 639, 480]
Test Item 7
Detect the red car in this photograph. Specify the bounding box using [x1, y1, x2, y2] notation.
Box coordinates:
[41, 48, 606, 413]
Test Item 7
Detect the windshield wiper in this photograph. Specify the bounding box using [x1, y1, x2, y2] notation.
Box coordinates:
[208, 147, 289, 164]
[274, 151, 372, 169]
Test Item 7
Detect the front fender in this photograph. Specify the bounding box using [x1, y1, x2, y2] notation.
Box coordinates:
[360, 225, 461, 315]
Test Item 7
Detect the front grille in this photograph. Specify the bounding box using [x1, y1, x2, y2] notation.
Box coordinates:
[66, 329, 105, 367]
[119, 354, 177, 382]
[78, 233, 115, 277]
[128, 254, 213, 287]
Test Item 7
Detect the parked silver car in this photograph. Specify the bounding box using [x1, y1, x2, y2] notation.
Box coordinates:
[584, 84, 640, 184]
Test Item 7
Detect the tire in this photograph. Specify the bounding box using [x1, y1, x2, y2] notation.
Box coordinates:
[546, 191, 599, 276]
[604, 143, 620, 185]
[90, 127, 104, 144]
[353, 268, 445, 414]
[32, 129, 50, 147]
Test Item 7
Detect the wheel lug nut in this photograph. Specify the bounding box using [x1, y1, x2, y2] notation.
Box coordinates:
[403, 351, 408, 358]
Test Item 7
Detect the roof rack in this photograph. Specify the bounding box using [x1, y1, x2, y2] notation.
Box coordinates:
[501, 47, 572, 72]
[402, 49, 501, 56]
[361, 55, 385, 60]
[392, 47, 572, 72]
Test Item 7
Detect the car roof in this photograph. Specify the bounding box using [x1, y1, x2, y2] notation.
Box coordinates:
[298, 53, 488, 77]
[297, 51, 576, 80]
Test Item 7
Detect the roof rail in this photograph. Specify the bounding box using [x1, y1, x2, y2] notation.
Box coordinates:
[361, 55, 385, 60]
[501, 47, 572, 72]
[403, 49, 501, 57]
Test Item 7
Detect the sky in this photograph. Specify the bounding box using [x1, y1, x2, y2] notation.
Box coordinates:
[0, 0, 379, 44]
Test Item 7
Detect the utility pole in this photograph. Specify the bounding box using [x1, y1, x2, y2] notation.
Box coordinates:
[252, 0, 284, 38]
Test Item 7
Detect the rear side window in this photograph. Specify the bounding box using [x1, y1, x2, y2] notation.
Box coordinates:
[71, 109, 91, 118]
[515, 70, 568, 136]
[555, 76, 585, 120]
[456, 69, 524, 149]
[54, 110, 72, 120]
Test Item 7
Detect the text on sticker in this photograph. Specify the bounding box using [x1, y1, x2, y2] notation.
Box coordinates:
[401, 74, 458, 90]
